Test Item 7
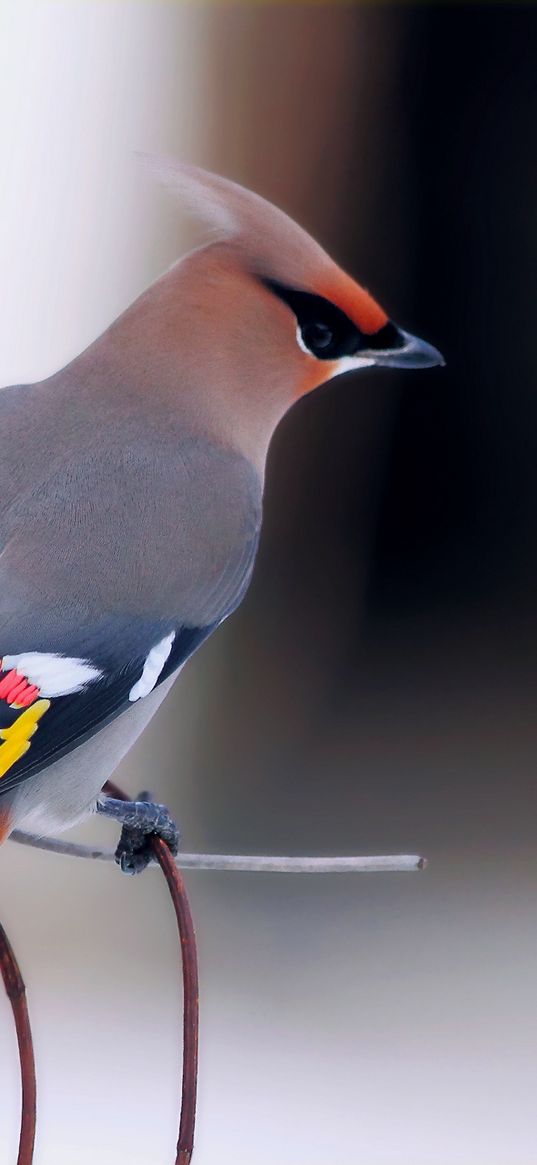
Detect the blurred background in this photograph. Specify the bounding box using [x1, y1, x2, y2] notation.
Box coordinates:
[1, 3, 536, 1163]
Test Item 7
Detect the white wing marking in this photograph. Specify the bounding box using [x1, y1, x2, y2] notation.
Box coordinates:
[2, 652, 102, 697]
[128, 633, 175, 702]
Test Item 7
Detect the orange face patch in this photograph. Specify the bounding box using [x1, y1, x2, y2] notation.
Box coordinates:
[297, 358, 341, 399]
[320, 270, 388, 336]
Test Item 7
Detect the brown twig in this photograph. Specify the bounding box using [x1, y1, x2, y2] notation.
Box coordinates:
[0, 921, 37, 1165]
[4, 806, 425, 1165]
[104, 781, 199, 1165]
[152, 837, 199, 1165]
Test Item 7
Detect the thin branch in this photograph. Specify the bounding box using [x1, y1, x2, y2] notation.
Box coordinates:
[152, 837, 198, 1165]
[5, 818, 426, 1165]
[0, 921, 37, 1165]
[104, 780, 198, 1165]
[6, 812, 425, 1165]
[9, 832, 426, 874]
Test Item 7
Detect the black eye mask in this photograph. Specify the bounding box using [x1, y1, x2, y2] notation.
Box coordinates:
[264, 279, 404, 361]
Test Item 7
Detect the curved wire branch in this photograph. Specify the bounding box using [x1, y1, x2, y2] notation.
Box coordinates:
[104, 780, 198, 1165]
[5, 814, 425, 1165]
[152, 837, 198, 1165]
[9, 831, 426, 874]
[2, 827, 427, 1165]
[0, 922, 37, 1165]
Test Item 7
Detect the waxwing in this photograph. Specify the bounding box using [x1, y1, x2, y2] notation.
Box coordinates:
[0, 162, 443, 871]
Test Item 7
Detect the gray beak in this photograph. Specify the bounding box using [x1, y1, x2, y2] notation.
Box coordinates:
[366, 328, 445, 370]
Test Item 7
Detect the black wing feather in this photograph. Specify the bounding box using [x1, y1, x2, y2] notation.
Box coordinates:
[0, 623, 213, 795]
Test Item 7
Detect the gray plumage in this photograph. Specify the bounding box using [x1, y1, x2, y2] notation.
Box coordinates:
[0, 161, 442, 841]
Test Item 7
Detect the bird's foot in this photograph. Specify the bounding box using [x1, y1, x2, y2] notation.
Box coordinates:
[97, 789, 180, 875]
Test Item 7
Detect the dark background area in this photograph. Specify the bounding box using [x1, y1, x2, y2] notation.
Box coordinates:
[191, 3, 537, 863]
[372, 6, 536, 617]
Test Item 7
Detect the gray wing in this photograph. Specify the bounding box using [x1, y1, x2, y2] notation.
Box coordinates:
[0, 410, 261, 792]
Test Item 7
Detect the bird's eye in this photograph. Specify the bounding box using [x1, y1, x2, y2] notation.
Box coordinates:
[301, 322, 334, 354]
[264, 280, 362, 361]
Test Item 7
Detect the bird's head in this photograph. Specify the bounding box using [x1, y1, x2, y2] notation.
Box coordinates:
[131, 159, 444, 462]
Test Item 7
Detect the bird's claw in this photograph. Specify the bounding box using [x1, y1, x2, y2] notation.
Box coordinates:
[115, 799, 180, 875]
[98, 791, 180, 875]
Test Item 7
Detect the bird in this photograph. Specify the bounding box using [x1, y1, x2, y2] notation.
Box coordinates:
[0, 161, 443, 872]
